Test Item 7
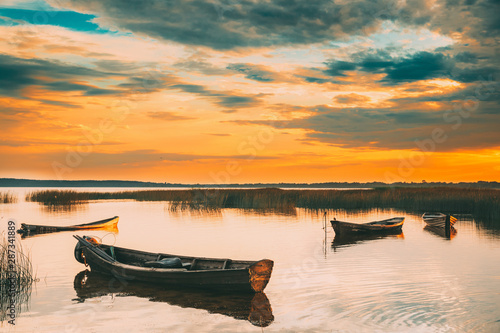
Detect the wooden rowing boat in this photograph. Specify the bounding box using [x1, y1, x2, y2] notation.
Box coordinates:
[73, 235, 273, 293]
[17, 216, 119, 235]
[330, 217, 405, 235]
[73, 269, 274, 327]
[422, 213, 457, 228]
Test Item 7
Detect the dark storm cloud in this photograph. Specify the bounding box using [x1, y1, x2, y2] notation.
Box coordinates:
[357, 49, 395, 72]
[226, 63, 276, 82]
[323, 51, 453, 82]
[454, 51, 479, 64]
[430, 0, 500, 43]
[323, 60, 357, 77]
[321, 50, 497, 85]
[37, 0, 499, 55]
[0, 53, 261, 109]
[228, 102, 500, 151]
[47, 0, 408, 50]
[383, 52, 454, 83]
[0, 53, 121, 98]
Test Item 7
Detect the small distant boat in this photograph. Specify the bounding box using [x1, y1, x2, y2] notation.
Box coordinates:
[330, 217, 405, 235]
[17, 216, 119, 235]
[73, 235, 274, 293]
[422, 213, 457, 228]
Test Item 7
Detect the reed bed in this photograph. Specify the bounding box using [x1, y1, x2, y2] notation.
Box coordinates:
[0, 234, 35, 321]
[0, 192, 17, 204]
[26, 187, 500, 219]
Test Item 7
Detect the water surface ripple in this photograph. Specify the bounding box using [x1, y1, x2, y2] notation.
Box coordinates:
[0, 188, 499, 332]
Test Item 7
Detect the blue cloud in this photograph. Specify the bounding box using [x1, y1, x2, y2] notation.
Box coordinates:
[0, 8, 107, 33]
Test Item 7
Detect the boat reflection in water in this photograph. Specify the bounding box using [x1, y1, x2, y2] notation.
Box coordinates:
[424, 225, 457, 240]
[332, 232, 404, 250]
[73, 270, 274, 327]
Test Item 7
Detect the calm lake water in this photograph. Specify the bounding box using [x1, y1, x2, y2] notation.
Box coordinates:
[1, 188, 500, 332]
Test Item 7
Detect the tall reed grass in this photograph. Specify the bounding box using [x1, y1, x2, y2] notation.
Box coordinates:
[0, 192, 17, 204]
[0, 234, 35, 321]
[26, 187, 500, 219]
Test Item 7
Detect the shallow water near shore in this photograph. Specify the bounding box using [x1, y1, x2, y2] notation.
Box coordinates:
[1, 188, 500, 332]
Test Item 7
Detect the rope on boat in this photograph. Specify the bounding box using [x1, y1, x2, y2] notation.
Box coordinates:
[101, 233, 117, 246]
[86, 233, 116, 246]
[86, 235, 102, 244]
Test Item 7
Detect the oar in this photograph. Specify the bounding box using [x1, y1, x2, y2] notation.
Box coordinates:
[73, 235, 116, 263]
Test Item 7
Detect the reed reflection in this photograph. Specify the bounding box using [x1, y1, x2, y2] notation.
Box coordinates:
[473, 216, 500, 235]
[38, 203, 89, 214]
[73, 270, 274, 328]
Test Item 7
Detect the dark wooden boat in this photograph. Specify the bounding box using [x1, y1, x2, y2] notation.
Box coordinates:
[73, 270, 274, 327]
[17, 216, 119, 235]
[422, 213, 457, 228]
[330, 217, 405, 235]
[73, 235, 273, 293]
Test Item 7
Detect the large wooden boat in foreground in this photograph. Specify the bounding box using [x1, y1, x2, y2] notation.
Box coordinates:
[73, 235, 273, 293]
[17, 216, 119, 235]
[422, 213, 457, 228]
[330, 217, 405, 235]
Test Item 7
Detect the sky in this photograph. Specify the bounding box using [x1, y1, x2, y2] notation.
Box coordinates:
[0, 0, 499, 183]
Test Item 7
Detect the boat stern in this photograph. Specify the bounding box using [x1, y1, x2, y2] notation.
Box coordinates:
[330, 220, 340, 233]
[249, 259, 274, 292]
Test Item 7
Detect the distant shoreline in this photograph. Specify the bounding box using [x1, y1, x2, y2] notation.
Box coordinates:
[1, 178, 499, 189]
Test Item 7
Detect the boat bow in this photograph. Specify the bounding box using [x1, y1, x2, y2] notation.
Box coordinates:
[249, 259, 274, 292]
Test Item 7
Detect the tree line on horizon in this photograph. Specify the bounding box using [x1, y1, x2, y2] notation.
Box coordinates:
[1, 178, 500, 189]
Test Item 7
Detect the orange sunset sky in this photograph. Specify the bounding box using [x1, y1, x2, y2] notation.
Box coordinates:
[0, 0, 499, 183]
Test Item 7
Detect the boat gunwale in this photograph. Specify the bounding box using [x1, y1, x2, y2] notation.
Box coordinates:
[421, 213, 457, 226]
[78, 237, 270, 273]
[19, 216, 118, 231]
[330, 217, 405, 228]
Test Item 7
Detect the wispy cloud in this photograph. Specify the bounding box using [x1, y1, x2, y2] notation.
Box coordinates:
[146, 112, 196, 121]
